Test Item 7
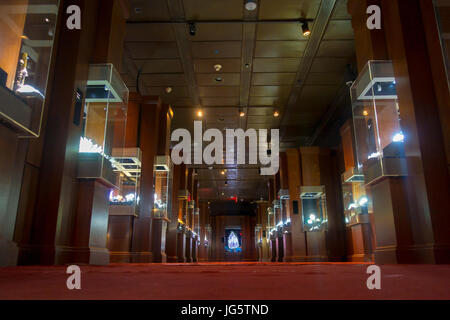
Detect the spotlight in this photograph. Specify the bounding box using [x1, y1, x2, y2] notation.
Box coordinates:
[214, 64, 222, 72]
[197, 110, 203, 117]
[189, 22, 196, 36]
[301, 22, 311, 37]
[273, 110, 280, 117]
[240, 111, 245, 117]
[221, 170, 225, 175]
[245, 0, 257, 11]
[165, 87, 173, 94]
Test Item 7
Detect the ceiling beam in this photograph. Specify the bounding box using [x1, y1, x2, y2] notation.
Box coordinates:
[240, 0, 260, 131]
[278, 0, 337, 140]
[166, 0, 200, 107]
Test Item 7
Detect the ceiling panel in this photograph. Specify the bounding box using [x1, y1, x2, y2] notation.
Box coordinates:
[191, 41, 242, 58]
[194, 59, 241, 73]
[183, 0, 244, 20]
[254, 41, 307, 58]
[147, 86, 190, 98]
[259, 0, 321, 19]
[141, 74, 187, 86]
[248, 107, 276, 116]
[305, 72, 344, 85]
[135, 59, 184, 73]
[201, 97, 240, 106]
[253, 58, 301, 72]
[323, 20, 354, 40]
[316, 40, 355, 57]
[198, 86, 240, 97]
[250, 85, 292, 97]
[251, 73, 296, 85]
[310, 57, 350, 73]
[256, 23, 309, 41]
[196, 73, 241, 86]
[125, 24, 176, 42]
[125, 42, 179, 59]
[249, 96, 287, 106]
[128, 0, 171, 21]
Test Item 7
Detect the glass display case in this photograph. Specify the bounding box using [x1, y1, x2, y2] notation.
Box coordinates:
[109, 147, 141, 216]
[78, 64, 129, 187]
[153, 155, 173, 219]
[278, 189, 289, 225]
[300, 186, 327, 232]
[342, 181, 371, 226]
[0, 0, 60, 137]
[351, 61, 408, 186]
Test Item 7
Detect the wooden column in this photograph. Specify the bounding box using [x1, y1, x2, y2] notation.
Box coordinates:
[283, 149, 307, 262]
[130, 96, 161, 262]
[198, 201, 210, 262]
[340, 120, 374, 262]
[348, 0, 450, 263]
[17, 0, 103, 265]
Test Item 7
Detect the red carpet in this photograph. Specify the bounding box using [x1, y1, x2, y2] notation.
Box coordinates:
[0, 263, 449, 300]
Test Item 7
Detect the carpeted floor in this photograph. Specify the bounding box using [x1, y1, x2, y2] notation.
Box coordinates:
[0, 262, 449, 300]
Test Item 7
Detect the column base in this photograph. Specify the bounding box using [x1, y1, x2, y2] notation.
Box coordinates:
[130, 251, 153, 263]
[55, 246, 110, 265]
[166, 255, 178, 263]
[347, 253, 373, 262]
[0, 237, 18, 267]
[283, 256, 308, 262]
[109, 251, 131, 263]
[375, 244, 436, 264]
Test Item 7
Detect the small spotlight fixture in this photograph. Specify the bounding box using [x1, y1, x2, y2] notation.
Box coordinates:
[189, 22, 196, 36]
[245, 0, 257, 11]
[221, 170, 225, 175]
[44, 17, 50, 23]
[215, 77, 223, 82]
[214, 64, 222, 72]
[273, 110, 280, 117]
[301, 21, 311, 37]
[165, 87, 173, 94]
[197, 110, 203, 117]
[240, 111, 245, 117]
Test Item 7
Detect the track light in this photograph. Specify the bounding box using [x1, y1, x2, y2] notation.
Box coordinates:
[273, 110, 280, 117]
[197, 109, 203, 117]
[240, 111, 245, 117]
[301, 22, 311, 37]
[189, 22, 196, 36]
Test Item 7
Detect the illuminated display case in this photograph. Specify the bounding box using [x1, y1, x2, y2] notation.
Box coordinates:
[300, 186, 327, 232]
[153, 155, 173, 219]
[78, 64, 129, 187]
[109, 148, 141, 216]
[278, 189, 289, 226]
[351, 61, 408, 185]
[0, 0, 60, 137]
[342, 181, 371, 226]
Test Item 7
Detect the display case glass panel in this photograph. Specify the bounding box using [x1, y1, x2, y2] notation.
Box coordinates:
[278, 189, 289, 225]
[351, 61, 408, 185]
[0, 0, 60, 137]
[342, 181, 371, 226]
[109, 148, 141, 216]
[78, 64, 128, 187]
[153, 155, 173, 219]
[301, 186, 327, 232]
[433, 1, 449, 82]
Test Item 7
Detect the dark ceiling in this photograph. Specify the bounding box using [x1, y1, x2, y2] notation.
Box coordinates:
[120, 0, 356, 201]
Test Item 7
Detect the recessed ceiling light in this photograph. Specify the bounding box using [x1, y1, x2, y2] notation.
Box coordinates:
[215, 77, 223, 82]
[245, 0, 257, 11]
[214, 64, 222, 72]
[197, 110, 203, 117]
[165, 87, 173, 94]
[240, 111, 245, 117]
[273, 110, 280, 117]
[44, 17, 50, 23]
[221, 170, 225, 175]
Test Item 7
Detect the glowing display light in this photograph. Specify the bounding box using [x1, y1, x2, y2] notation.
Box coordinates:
[392, 132, 405, 143]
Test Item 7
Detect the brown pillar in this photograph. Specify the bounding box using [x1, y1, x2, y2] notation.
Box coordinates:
[198, 201, 210, 262]
[17, 0, 105, 265]
[348, 0, 450, 263]
[131, 96, 161, 262]
[282, 149, 307, 262]
[166, 164, 181, 263]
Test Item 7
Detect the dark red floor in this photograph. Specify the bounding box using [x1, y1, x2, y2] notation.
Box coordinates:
[0, 262, 449, 300]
